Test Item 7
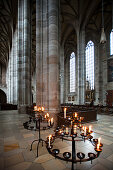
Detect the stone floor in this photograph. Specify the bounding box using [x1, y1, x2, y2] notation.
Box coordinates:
[0, 110, 113, 170]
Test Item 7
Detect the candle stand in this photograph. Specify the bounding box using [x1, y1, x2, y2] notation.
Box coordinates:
[46, 113, 103, 170]
[29, 110, 54, 157]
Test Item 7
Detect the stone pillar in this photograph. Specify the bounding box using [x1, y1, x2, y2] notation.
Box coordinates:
[48, 0, 60, 113]
[0, 63, 2, 84]
[36, 0, 48, 108]
[6, 25, 18, 104]
[77, 30, 85, 104]
[98, 44, 107, 105]
[36, 0, 60, 115]
[13, 29, 18, 104]
[18, 0, 32, 113]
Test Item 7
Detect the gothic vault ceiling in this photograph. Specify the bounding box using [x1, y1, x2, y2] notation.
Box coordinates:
[0, 0, 112, 68]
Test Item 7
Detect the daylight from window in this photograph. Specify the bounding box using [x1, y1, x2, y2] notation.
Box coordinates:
[70, 52, 75, 92]
[86, 41, 94, 90]
[110, 29, 113, 55]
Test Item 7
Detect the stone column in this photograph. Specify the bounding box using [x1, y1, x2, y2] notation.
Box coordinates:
[36, 0, 60, 115]
[36, 0, 48, 108]
[0, 63, 2, 84]
[77, 30, 85, 104]
[98, 43, 107, 105]
[13, 29, 18, 104]
[6, 24, 18, 104]
[18, 0, 32, 113]
[48, 0, 60, 113]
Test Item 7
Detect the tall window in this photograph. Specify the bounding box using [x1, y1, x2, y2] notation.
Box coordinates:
[86, 41, 94, 90]
[110, 29, 113, 55]
[70, 52, 75, 92]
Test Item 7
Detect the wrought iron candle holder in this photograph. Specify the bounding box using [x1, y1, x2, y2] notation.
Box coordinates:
[46, 113, 103, 170]
[29, 107, 54, 157]
[23, 114, 53, 131]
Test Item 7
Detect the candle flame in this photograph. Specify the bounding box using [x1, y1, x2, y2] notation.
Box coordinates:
[41, 107, 44, 111]
[47, 113, 49, 117]
[75, 112, 77, 117]
[34, 106, 37, 111]
[49, 135, 51, 139]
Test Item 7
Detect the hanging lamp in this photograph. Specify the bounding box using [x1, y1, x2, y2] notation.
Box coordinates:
[100, 0, 106, 44]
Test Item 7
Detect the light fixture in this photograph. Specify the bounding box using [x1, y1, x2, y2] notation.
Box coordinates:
[100, 0, 106, 44]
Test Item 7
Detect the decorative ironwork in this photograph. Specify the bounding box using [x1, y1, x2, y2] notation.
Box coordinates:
[45, 113, 103, 170]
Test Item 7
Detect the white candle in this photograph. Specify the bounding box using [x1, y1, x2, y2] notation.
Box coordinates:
[34, 106, 37, 111]
[82, 126, 85, 131]
[51, 118, 53, 124]
[74, 128, 77, 134]
[64, 108, 66, 118]
[89, 125, 92, 132]
[98, 137, 101, 146]
[49, 135, 51, 147]
[47, 113, 49, 118]
[41, 107, 44, 111]
[66, 127, 68, 134]
[97, 143, 100, 150]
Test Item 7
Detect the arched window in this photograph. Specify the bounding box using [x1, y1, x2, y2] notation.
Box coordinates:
[86, 41, 94, 90]
[110, 29, 113, 55]
[70, 52, 75, 92]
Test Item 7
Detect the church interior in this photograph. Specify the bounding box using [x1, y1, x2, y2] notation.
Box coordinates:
[0, 0, 113, 169]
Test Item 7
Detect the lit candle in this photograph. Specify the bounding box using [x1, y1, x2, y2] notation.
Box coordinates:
[34, 106, 37, 111]
[66, 127, 68, 134]
[45, 115, 46, 119]
[41, 107, 44, 111]
[49, 135, 51, 147]
[89, 125, 92, 133]
[47, 113, 49, 118]
[82, 126, 85, 131]
[74, 125, 77, 134]
[64, 108, 66, 118]
[98, 137, 101, 146]
[37, 107, 40, 111]
[51, 118, 53, 124]
[75, 112, 77, 117]
[97, 143, 100, 150]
